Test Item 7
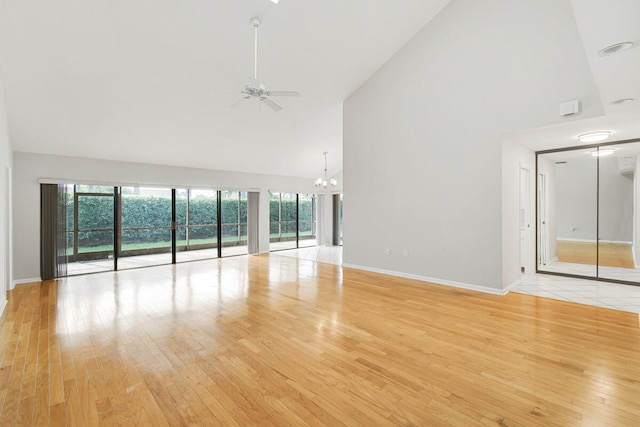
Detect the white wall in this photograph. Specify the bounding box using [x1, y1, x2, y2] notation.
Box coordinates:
[343, 0, 603, 292]
[12, 152, 325, 282]
[0, 80, 12, 312]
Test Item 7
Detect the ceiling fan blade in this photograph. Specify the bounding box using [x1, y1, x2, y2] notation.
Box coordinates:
[261, 97, 282, 112]
[266, 91, 300, 97]
[230, 96, 250, 108]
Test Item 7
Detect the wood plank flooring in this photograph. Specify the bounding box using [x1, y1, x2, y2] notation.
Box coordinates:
[1, 254, 639, 425]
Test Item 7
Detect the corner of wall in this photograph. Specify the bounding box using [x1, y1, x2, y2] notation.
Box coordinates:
[1, 76, 13, 299]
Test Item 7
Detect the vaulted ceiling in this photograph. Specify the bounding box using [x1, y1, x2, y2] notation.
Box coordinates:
[508, 0, 640, 149]
[0, 0, 451, 177]
[1, 0, 639, 176]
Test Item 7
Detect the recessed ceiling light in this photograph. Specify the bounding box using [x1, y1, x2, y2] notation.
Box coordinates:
[578, 131, 611, 143]
[590, 148, 616, 157]
[611, 98, 635, 105]
[269, 0, 279, 3]
[598, 42, 634, 57]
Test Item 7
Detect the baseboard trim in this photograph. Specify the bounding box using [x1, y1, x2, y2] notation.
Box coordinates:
[342, 263, 508, 296]
[12, 277, 41, 289]
[503, 278, 521, 294]
[0, 298, 6, 317]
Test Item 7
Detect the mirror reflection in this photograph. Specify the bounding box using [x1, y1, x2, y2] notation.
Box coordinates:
[537, 141, 640, 284]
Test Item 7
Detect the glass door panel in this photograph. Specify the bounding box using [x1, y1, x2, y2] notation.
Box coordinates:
[537, 148, 597, 277]
[269, 192, 297, 251]
[119, 186, 172, 269]
[298, 193, 317, 248]
[68, 187, 115, 275]
[597, 142, 640, 282]
[176, 189, 218, 262]
[221, 191, 248, 256]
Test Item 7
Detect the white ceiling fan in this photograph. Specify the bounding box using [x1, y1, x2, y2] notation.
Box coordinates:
[231, 17, 299, 112]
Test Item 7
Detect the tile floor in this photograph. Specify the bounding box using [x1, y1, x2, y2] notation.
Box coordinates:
[272, 245, 343, 265]
[513, 273, 640, 314]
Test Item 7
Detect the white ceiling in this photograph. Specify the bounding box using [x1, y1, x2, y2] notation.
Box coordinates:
[1, 0, 639, 177]
[510, 0, 640, 151]
[0, 0, 451, 178]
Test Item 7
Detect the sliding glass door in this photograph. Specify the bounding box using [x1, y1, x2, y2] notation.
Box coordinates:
[71, 186, 116, 275]
[119, 187, 173, 270]
[221, 191, 248, 257]
[176, 189, 218, 262]
[537, 140, 640, 284]
[298, 193, 317, 248]
[270, 193, 298, 251]
[269, 192, 317, 251]
[42, 184, 255, 278]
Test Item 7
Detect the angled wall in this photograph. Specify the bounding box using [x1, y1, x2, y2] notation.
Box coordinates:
[343, 0, 603, 291]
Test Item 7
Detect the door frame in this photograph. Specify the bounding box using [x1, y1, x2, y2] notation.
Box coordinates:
[519, 164, 535, 274]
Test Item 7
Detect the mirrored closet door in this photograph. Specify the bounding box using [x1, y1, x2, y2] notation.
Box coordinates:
[537, 140, 640, 284]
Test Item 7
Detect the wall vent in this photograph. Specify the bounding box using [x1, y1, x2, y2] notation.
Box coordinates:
[560, 100, 580, 117]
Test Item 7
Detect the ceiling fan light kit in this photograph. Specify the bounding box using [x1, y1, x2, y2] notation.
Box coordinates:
[231, 17, 299, 112]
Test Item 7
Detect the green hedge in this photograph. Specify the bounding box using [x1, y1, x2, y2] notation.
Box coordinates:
[67, 194, 313, 249]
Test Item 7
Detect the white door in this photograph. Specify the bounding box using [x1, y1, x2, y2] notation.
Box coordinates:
[520, 167, 531, 272]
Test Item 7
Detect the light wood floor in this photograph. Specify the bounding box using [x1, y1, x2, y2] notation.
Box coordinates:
[1, 255, 640, 425]
[557, 240, 635, 268]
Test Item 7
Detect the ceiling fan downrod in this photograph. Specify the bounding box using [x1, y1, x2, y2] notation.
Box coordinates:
[250, 17, 261, 80]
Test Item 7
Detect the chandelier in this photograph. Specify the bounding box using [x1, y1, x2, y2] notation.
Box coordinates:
[314, 151, 337, 189]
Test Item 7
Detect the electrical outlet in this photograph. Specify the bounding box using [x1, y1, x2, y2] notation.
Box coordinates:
[385, 249, 391, 256]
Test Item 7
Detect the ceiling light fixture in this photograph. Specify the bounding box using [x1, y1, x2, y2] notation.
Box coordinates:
[591, 148, 616, 157]
[598, 41, 634, 57]
[315, 152, 337, 189]
[270, 0, 280, 3]
[578, 131, 610, 143]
